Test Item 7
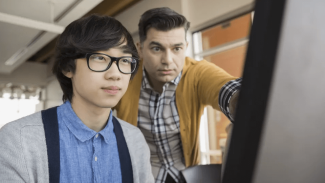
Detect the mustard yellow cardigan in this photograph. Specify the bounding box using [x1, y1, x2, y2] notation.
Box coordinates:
[115, 57, 237, 167]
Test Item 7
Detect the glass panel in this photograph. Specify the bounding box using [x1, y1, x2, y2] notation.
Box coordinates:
[201, 13, 251, 51]
[0, 98, 39, 128]
[204, 44, 248, 163]
[196, 12, 252, 164]
[204, 44, 247, 77]
[205, 106, 231, 164]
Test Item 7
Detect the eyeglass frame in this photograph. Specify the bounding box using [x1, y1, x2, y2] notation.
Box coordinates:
[84, 53, 138, 74]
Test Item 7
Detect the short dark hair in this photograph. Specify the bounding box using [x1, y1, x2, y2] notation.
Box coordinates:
[53, 14, 139, 102]
[138, 7, 190, 43]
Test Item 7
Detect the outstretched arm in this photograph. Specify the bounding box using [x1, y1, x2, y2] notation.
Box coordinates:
[194, 60, 241, 121]
[218, 78, 242, 122]
[229, 90, 240, 121]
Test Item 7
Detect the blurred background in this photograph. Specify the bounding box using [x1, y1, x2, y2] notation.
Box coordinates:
[0, 0, 254, 165]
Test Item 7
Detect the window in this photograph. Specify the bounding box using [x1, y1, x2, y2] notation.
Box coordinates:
[0, 85, 42, 128]
[194, 12, 253, 164]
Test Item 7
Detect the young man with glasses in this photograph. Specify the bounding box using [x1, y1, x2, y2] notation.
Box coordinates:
[0, 15, 154, 183]
[114, 7, 241, 183]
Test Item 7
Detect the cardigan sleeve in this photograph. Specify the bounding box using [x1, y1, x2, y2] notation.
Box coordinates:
[119, 120, 154, 183]
[195, 60, 239, 113]
[132, 129, 155, 183]
[0, 122, 29, 183]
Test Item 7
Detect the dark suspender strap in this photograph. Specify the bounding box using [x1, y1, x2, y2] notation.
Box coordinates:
[41, 107, 60, 183]
[113, 117, 134, 183]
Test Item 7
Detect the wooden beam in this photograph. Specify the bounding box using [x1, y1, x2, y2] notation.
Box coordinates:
[85, 0, 140, 17]
[33, 38, 57, 63]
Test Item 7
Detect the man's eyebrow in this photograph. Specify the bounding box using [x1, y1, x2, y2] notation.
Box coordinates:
[149, 41, 163, 47]
[173, 43, 184, 47]
[149, 41, 184, 47]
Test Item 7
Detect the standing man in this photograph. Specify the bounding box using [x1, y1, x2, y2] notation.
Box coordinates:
[114, 7, 241, 183]
[0, 14, 154, 183]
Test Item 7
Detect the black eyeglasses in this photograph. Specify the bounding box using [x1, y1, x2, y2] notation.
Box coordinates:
[85, 53, 138, 74]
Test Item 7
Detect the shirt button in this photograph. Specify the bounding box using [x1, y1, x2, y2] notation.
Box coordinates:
[95, 156, 98, 161]
[95, 134, 99, 138]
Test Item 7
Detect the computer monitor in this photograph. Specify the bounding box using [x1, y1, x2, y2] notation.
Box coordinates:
[222, 0, 325, 182]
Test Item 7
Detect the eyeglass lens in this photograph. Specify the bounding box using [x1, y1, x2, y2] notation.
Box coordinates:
[88, 53, 136, 73]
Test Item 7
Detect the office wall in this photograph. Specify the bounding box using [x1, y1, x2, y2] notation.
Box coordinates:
[115, 0, 254, 35]
[188, 0, 254, 30]
[115, 0, 183, 36]
[44, 78, 63, 109]
[0, 62, 47, 86]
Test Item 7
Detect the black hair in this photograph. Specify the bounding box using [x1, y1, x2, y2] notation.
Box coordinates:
[52, 14, 139, 102]
[138, 7, 190, 43]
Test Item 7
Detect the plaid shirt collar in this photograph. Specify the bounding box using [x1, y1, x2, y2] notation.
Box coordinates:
[141, 68, 182, 91]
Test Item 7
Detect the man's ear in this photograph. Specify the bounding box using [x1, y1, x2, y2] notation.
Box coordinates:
[136, 42, 143, 59]
[62, 70, 73, 78]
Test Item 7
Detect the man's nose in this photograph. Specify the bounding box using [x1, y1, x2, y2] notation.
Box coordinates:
[161, 50, 173, 65]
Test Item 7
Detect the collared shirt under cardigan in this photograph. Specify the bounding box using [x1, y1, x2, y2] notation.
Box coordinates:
[57, 101, 121, 183]
[0, 106, 154, 183]
[114, 57, 240, 169]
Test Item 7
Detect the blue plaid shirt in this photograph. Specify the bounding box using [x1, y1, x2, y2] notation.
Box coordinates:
[57, 101, 121, 183]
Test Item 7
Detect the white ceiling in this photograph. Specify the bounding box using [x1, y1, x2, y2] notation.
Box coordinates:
[0, 0, 103, 75]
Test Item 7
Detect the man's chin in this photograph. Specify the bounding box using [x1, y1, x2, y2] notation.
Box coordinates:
[160, 76, 176, 83]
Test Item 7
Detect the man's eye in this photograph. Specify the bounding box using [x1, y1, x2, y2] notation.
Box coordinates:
[152, 47, 161, 52]
[174, 47, 182, 51]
